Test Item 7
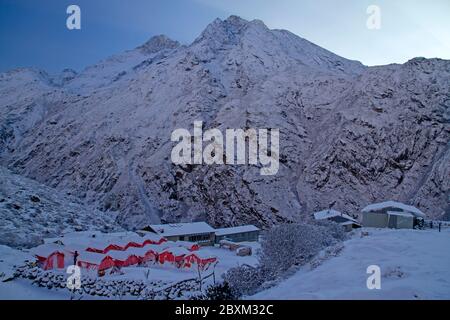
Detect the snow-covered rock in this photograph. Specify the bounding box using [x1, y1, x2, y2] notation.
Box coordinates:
[0, 166, 122, 248]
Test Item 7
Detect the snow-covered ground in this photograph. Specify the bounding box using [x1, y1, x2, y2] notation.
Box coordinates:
[0, 245, 69, 299]
[252, 228, 450, 300]
[0, 245, 32, 280]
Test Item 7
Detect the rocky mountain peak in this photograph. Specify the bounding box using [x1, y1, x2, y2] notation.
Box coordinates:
[51, 68, 77, 86]
[191, 15, 364, 76]
[194, 15, 268, 45]
[138, 35, 180, 54]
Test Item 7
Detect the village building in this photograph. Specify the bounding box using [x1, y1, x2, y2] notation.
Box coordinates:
[361, 201, 426, 229]
[142, 222, 216, 246]
[30, 243, 66, 270]
[214, 225, 260, 243]
[76, 251, 116, 272]
[313, 209, 361, 231]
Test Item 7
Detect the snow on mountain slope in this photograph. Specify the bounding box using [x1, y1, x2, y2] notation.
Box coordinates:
[0, 16, 448, 229]
[0, 68, 73, 154]
[192, 16, 365, 78]
[0, 245, 32, 281]
[64, 35, 180, 94]
[251, 228, 450, 300]
[0, 166, 122, 248]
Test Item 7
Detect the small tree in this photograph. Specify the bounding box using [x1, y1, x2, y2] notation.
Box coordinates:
[313, 220, 347, 241]
[202, 282, 236, 300]
[259, 223, 336, 279]
[222, 264, 264, 298]
[217, 222, 347, 298]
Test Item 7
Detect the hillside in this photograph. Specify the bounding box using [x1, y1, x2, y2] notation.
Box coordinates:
[0, 166, 121, 248]
[251, 228, 450, 300]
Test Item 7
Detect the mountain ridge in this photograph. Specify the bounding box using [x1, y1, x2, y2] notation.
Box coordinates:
[0, 15, 449, 229]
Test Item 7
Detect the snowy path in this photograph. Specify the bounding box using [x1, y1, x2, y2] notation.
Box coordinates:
[127, 162, 161, 224]
[251, 228, 450, 300]
[0, 279, 70, 300]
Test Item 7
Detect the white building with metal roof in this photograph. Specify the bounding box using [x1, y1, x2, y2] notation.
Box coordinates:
[142, 222, 215, 245]
[361, 201, 426, 229]
[214, 225, 260, 243]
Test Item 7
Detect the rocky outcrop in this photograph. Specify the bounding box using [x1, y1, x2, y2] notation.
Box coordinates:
[0, 166, 121, 248]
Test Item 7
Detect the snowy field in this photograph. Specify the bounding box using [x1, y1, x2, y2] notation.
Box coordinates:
[252, 228, 450, 300]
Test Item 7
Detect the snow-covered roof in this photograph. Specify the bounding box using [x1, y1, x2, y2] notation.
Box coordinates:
[314, 209, 342, 220]
[63, 238, 110, 250]
[142, 244, 166, 252]
[120, 234, 148, 245]
[313, 209, 357, 222]
[141, 233, 165, 242]
[215, 225, 260, 236]
[30, 244, 65, 257]
[56, 231, 163, 251]
[173, 240, 198, 248]
[362, 201, 426, 218]
[63, 243, 89, 253]
[341, 221, 361, 226]
[92, 232, 147, 247]
[76, 252, 108, 265]
[125, 247, 156, 256]
[161, 247, 190, 256]
[387, 211, 414, 218]
[61, 231, 140, 242]
[107, 250, 135, 260]
[101, 231, 140, 238]
[147, 222, 215, 237]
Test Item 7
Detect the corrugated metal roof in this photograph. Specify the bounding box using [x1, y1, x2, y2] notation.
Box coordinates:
[362, 201, 425, 218]
[215, 225, 260, 236]
[147, 222, 215, 237]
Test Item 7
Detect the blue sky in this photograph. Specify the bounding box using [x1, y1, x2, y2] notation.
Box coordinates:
[0, 0, 449, 72]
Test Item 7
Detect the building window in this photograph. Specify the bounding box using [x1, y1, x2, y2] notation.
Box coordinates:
[188, 234, 210, 243]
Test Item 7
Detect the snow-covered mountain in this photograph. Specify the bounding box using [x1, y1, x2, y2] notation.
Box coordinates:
[0, 16, 449, 229]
